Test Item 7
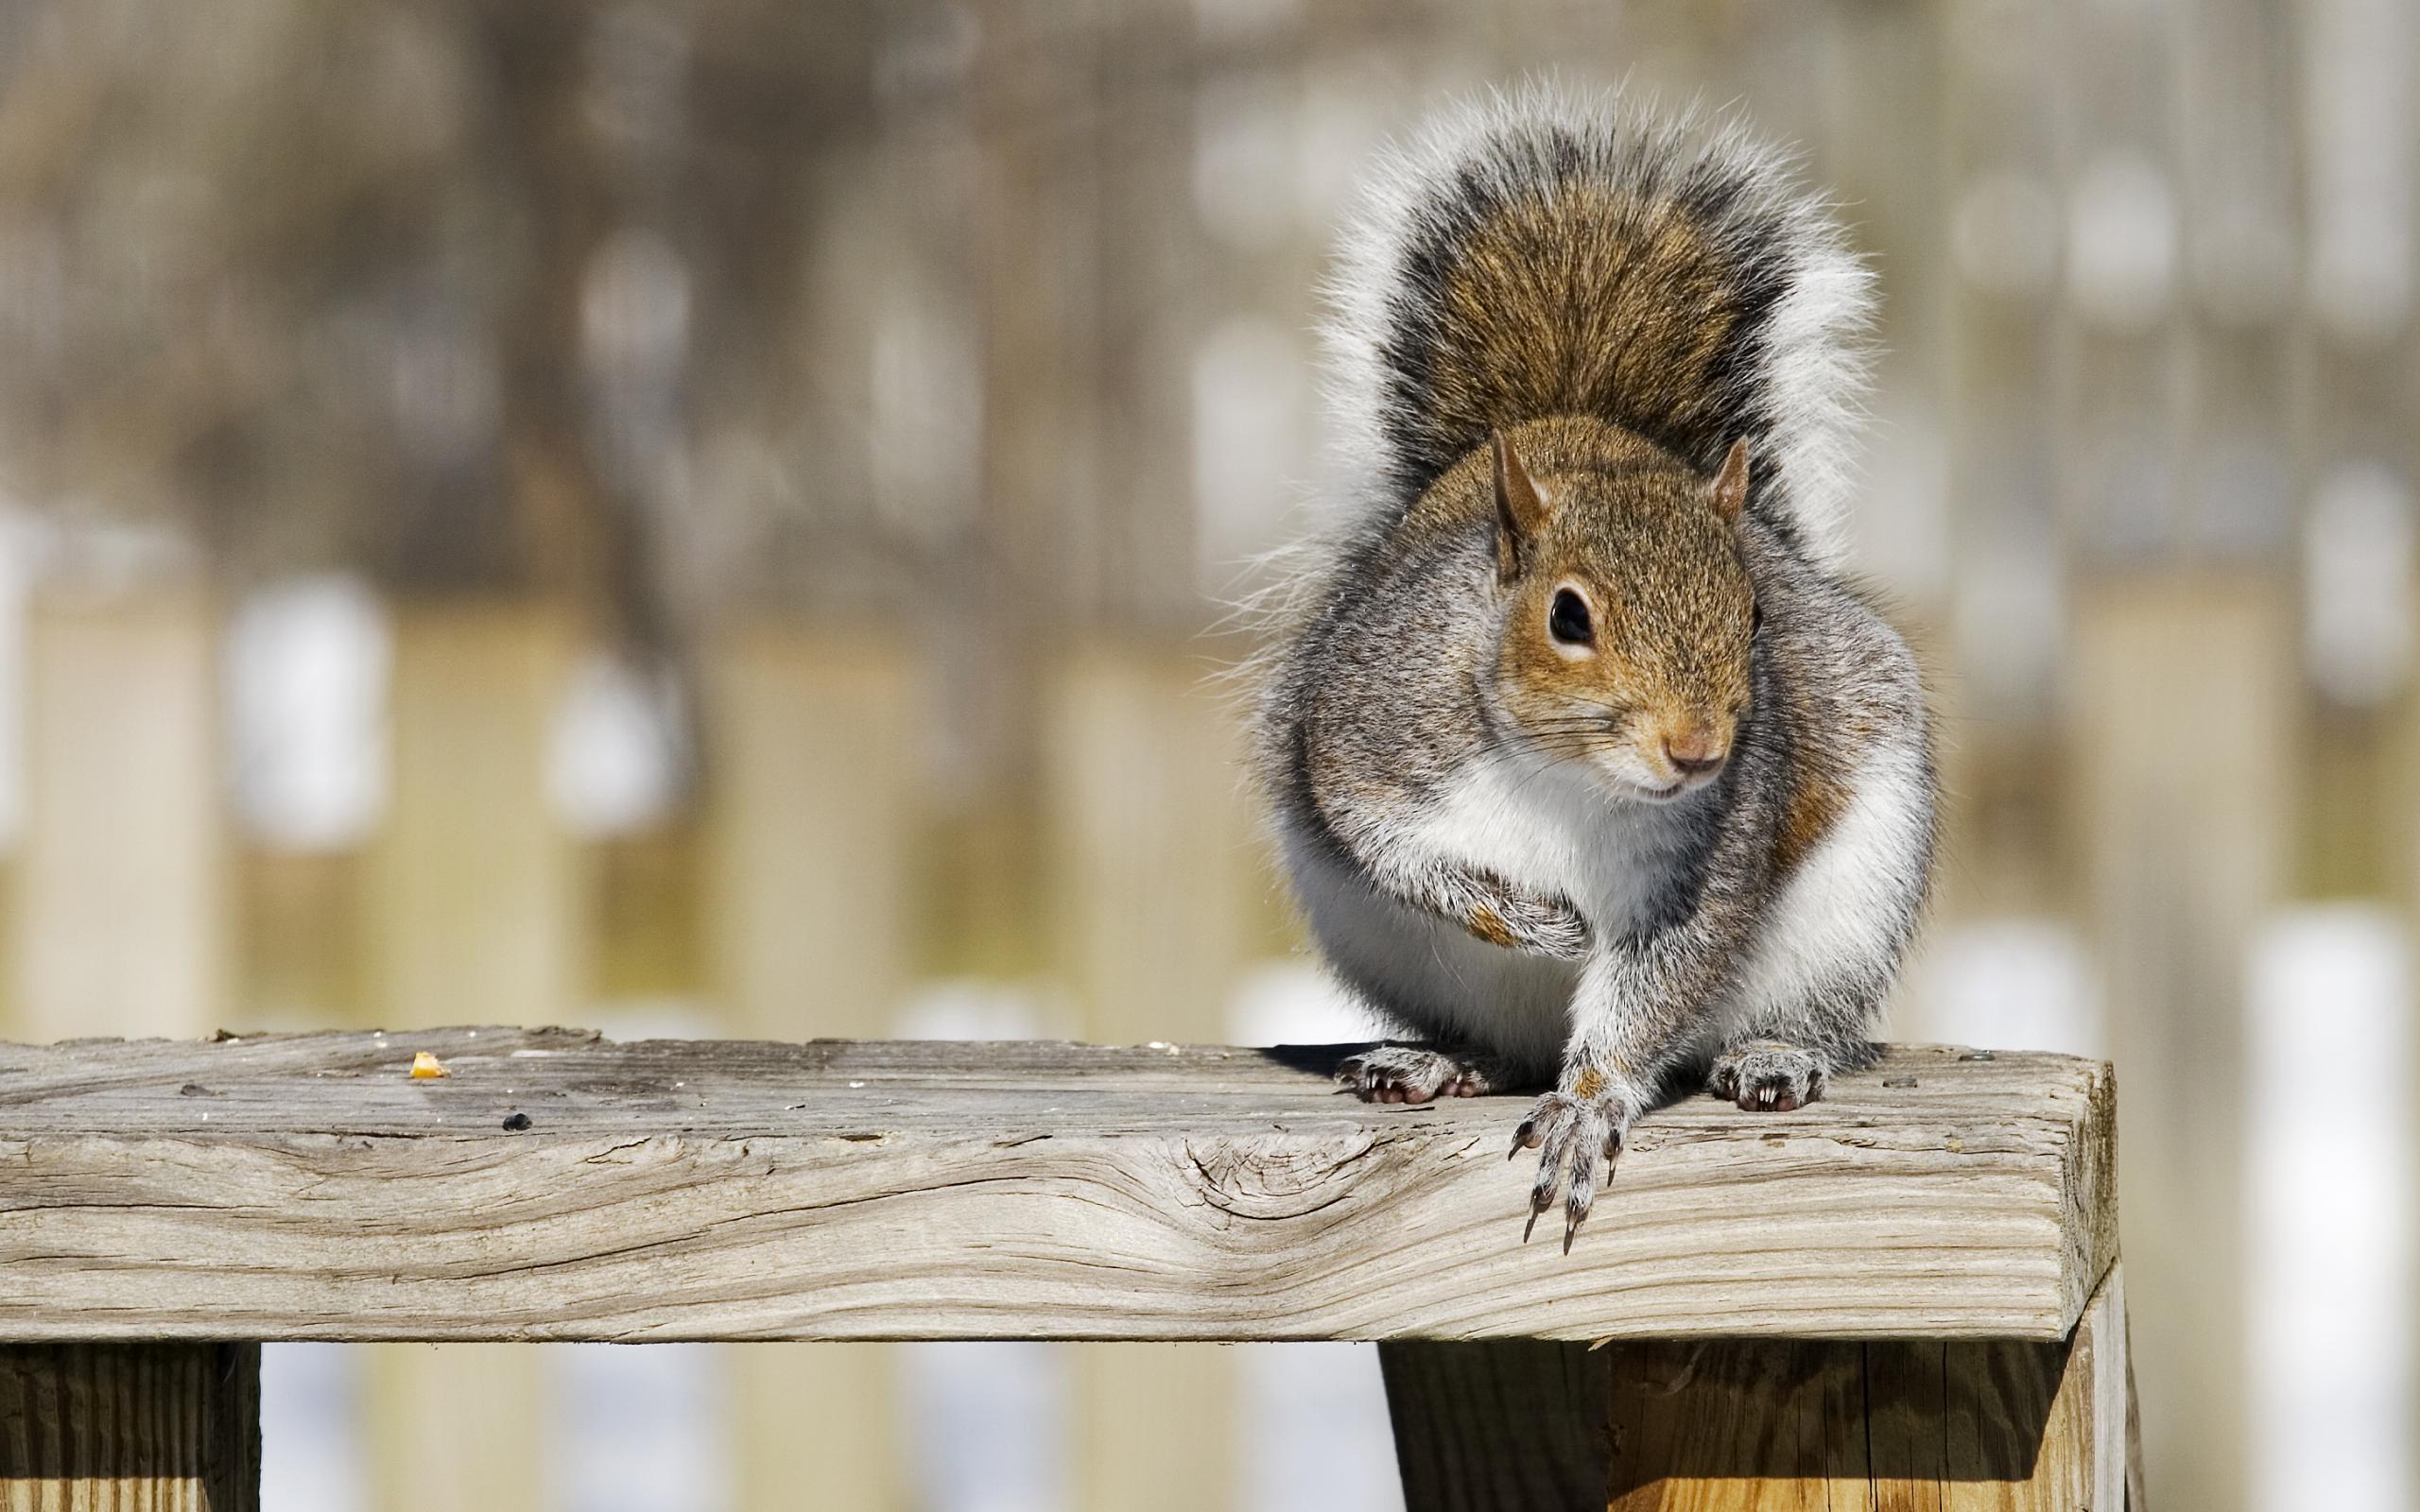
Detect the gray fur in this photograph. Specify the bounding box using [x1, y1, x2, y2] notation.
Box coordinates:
[1252, 87, 1937, 1246]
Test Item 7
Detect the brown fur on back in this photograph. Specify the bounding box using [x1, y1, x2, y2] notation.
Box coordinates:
[1426, 193, 1747, 476]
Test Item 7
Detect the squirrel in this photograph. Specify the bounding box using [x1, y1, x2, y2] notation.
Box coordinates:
[1253, 85, 1937, 1249]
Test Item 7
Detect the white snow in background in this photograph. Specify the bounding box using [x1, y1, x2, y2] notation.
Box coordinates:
[2303, 461, 2415, 705]
[551, 1344, 732, 1512]
[1225, 958, 1377, 1047]
[259, 1344, 368, 1512]
[1234, 1342, 1405, 1512]
[901, 1342, 1073, 1512]
[1901, 916, 2101, 1057]
[894, 978, 1070, 1043]
[2247, 905, 2413, 1512]
[224, 574, 390, 850]
[549, 653, 684, 838]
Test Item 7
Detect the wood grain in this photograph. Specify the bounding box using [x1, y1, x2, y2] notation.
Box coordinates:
[1383, 1265, 2133, 1511]
[0, 1031, 2115, 1345]
[0, 1344, 258, 1510]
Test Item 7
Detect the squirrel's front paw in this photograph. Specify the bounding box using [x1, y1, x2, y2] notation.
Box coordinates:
[1509, 1076, 1639, 1252]
[1337, 1044, 1495, 1105]
[1521, 904, 1592, 961]
[1463, 882, 1591, 961]
[1709, 1040, 1828, 1112]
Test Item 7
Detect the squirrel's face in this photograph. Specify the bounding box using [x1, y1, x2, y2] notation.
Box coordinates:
[1486, 430, 1755, 804]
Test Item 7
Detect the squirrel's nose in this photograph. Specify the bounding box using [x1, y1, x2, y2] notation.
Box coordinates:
[1663, 728, 1728, 777]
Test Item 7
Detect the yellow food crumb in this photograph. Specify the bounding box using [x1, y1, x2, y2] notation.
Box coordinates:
[410, 1051, 450, 1079]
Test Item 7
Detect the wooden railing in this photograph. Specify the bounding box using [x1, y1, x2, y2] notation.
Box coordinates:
[0, 1031, 2136, 1509]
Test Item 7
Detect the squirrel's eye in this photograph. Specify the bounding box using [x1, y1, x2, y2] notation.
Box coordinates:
[1548, 588, 1594, 646]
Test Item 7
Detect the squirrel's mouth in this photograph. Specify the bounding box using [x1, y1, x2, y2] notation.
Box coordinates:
[1574, 748, 1709, 804]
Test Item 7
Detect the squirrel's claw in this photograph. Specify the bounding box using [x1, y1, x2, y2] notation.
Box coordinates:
[1508, 1116, 1542, 1160]
[1564, 1150, 1597, 1247]
[1513, 1087, 1632, 1250]
[1708, 1040, 1830, 1114]
[1340, 1044, 1499, 1106]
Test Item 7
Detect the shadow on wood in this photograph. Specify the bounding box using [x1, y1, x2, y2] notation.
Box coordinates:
[0, 1344, 259, 1511]
[1383, 1266, 2132, 1511]
[1381, 1338, 1616, 1510]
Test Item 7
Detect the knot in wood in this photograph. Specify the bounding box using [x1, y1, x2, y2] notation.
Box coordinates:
[1181, 1132, 1379, 1224]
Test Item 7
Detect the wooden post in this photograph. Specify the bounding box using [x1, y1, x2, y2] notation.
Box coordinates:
[2075, 576, 2289, 1512]
[10, 591, 227, 1040]
[701, 627, 917, 1512]
[1045, 646, 1260, 1512]
[701, 628, 916, 1040]
[0, 1344, 260, 1510]
[1043, 645, 1257, 1047]
[365, 602, 581, 1028]
[358, 601, 580, 1512]
[1381, 1267, 2137, 1512]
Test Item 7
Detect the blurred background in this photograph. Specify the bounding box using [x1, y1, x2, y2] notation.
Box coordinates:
[0, 0, 2409, 1507]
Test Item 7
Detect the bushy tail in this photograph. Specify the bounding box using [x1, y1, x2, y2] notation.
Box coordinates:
[1322, 82, 1875, 568]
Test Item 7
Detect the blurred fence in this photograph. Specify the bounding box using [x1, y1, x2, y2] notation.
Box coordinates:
[0, 568, 1386, 1512]
[2, 0, 2417, 1508]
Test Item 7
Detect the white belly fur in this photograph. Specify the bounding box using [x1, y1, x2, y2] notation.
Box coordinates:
[1284, 751, 1689, 1078]
[1287, 735, 1927, 1078]
[1288, 837, 1575, 1075]
[1720, 730, 1930, 1040]
[1396, 750, 1694, 936]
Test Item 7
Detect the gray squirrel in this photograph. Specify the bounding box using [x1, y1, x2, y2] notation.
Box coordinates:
[1253, 86, 1937, 1249]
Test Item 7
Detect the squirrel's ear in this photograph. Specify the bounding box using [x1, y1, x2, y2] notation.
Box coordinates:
[1711, 438, 1751, 524]
[1493, 430, 1552, 582]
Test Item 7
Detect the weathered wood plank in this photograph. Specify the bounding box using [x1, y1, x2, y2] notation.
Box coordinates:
[0, 1343, 259, 1510]
[0, 1033, 2115, 1345]
[1380, 1265, 2133, 1511]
